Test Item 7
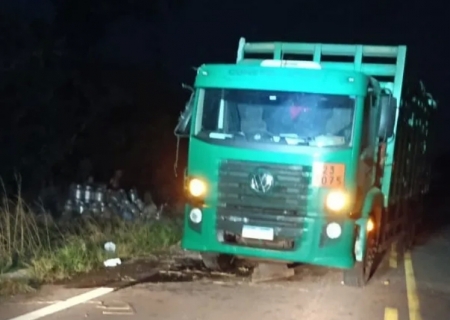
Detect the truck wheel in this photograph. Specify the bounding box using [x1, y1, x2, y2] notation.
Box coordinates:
[343, 222, 377, 287]
[201, 253, 234, 271]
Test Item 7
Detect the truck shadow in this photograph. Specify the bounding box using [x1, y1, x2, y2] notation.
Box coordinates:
[414, 153, 450, 247]
[414, 201, 450, 247]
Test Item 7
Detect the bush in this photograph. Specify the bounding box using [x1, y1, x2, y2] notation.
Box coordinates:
[0, 194, 182, 293]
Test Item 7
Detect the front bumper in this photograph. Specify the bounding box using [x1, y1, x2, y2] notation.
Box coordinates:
[182, 205, 356, 269]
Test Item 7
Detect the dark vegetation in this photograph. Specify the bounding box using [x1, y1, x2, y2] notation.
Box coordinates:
[0, 1, 190, 294]
[0, 1, 189, 205]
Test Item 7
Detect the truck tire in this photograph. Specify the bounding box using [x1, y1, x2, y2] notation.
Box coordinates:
[201, 253, 234, 271]
[343, 218, 377, 287]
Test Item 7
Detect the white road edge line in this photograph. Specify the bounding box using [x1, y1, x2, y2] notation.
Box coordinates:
[6, 287, 115, 320]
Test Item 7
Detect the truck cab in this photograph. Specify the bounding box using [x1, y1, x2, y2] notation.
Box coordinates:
[175, 38, 415, 287]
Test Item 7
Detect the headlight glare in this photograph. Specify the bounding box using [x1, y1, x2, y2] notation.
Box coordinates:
[325, 190, 348, 212]
[188, 178, 207, 197]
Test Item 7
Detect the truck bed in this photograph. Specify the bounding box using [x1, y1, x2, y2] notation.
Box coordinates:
[381, 80, 437, 247]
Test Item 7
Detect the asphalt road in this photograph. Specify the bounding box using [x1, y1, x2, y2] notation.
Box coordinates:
[2, 225, 450, 320]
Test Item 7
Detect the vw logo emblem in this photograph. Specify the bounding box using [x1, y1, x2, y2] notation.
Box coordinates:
[250, 169, 274, 194]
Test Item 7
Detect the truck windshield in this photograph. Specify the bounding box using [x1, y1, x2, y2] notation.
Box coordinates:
[195, 88, 356, 147]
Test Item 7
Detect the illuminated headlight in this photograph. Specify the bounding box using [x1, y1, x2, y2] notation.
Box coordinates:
[325, 190, 349, 212]
[367, 218, 374, 232]
[188, 178, 207, 197]
[326, 222, 342, 239]
[189, 208, 202, 223]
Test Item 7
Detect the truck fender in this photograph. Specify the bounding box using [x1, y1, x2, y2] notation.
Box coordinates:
[354, 187, 384, 262]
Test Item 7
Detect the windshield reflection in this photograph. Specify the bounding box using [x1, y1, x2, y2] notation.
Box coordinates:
[197, 88, 355, 147]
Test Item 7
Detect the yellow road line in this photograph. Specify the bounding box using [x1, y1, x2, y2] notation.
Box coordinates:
[389, 242, 398, 268]
[384, 307, 398, 320]
[404, 251, 422, 320]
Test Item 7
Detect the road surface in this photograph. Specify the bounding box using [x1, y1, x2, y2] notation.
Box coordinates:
[1, 225, 449, 320]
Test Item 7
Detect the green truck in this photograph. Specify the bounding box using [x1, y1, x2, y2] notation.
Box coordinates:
[174, 38, 437, 286]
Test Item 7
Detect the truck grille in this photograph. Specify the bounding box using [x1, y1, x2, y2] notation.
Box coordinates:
[216, 159, 312, 242]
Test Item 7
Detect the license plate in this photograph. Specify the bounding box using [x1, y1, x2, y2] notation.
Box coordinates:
[242, 225, 274, 241]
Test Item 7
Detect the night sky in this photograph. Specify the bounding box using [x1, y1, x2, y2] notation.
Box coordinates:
[5, 0, 446, 133]
[1, 0, 447, 163]
[108, 0, 446, 152]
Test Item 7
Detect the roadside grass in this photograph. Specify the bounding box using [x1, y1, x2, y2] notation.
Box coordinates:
[0, 194, 182, 296]
[0, 278, 37, 296]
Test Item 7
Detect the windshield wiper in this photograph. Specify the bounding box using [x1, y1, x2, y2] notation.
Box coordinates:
[276, 134, 314, 145]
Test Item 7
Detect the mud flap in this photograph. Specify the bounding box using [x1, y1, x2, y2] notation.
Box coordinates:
[251, 263, 294, 283]
[342, 217, 373, 287]
[354, 218, 369, 262]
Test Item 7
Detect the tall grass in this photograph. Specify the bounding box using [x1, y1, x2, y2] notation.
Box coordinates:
[0, 196, 46, 274]
[0, 191, 182, 294]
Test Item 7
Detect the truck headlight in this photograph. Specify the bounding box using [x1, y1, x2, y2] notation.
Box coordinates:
[325, 190, 349, 212]
[189, 208, 202, 223]
[188, 178, 207, 197]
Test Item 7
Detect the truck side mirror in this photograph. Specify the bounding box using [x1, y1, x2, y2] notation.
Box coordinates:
[175, 110, 192, 137]
[175, 93, 194, 137]
[378, 95, 397, 139]
[174, 111, 191, 137]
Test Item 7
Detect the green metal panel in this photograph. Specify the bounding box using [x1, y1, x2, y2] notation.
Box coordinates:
[194, 64, 368, 96]
[236, 37, 406, 98]
[238, 59, 398, 77]
[236, 37, 406, 99]
[380, 47, 407, 206]
[238, 39, 402, 60]
[236, 37, 406, 80]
